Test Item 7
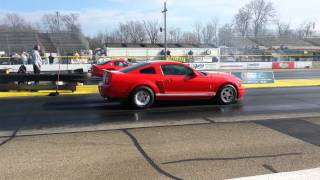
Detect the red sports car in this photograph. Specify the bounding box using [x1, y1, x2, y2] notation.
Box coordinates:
[99, 61, 245, 109]
[91, 59, 130, 77]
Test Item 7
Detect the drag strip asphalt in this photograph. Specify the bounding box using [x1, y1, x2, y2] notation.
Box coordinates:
[1, 86, 320, 133]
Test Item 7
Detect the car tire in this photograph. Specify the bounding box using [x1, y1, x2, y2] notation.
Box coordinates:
[131, 86, 155, 109]
[217, 84, 238, 105]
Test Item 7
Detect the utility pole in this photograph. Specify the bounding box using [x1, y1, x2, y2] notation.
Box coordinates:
[56, 11, 60, 32]
[162, 0, 168, 60]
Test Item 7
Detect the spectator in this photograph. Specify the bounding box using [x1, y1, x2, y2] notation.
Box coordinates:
[167, 50, 171, 57]
[11, 53, 20, 65]
[73, 51, 80, 64]
[160, 49, 165, 56]
[48, 53, 54, 64]
[31, 44, 42, 84]
[21, 52, 28, 65]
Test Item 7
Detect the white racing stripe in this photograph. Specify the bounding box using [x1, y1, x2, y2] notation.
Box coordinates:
[156, 92, 216, 97]
[229, 167, 320, 180]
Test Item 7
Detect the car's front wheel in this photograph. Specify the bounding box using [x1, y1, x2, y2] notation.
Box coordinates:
[217, 84, 238, 105]
[131, 86, 155, 109]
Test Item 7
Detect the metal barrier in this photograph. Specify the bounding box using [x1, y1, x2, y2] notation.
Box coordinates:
[0, 72, 87, 92]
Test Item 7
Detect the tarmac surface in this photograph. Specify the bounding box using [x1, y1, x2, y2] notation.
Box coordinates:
[1, 87, 320, 179]
[1, 87, 320, 131]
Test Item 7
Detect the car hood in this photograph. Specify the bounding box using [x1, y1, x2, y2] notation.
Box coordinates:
[205, 71, 242, 82]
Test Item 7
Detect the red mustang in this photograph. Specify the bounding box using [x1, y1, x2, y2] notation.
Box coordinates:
[91, 59, 130, 77]
[99, 61, 245, 109]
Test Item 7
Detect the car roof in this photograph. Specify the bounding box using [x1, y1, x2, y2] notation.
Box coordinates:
[148, 60, 184, 65]
[112, 58, 127, 61]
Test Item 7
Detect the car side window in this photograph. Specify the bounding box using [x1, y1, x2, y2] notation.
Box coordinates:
[161, 64, 193, 76]
[140, 67, 156, 74]
[114, 61, 127, 67]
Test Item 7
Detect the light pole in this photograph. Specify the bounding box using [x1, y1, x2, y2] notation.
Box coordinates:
[162, 0, 168, 60]
[56, 11, 60, 32]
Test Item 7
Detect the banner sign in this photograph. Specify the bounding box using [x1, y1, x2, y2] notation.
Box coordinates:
[219, 63, 247, 70]
[272, 62, 295, 69]
[188, 63, 218, 70]
[232, 71, 275, 84]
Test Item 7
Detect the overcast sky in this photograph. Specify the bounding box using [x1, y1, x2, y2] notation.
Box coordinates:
[0, 0, 319, 36]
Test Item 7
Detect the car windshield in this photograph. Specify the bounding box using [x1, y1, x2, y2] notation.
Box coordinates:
[120, 62, 150, 73]
[96, 58, 111, 65]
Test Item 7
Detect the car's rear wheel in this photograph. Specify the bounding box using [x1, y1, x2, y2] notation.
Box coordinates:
[217, 84, 237, 105]
[131, 86, 154, 109]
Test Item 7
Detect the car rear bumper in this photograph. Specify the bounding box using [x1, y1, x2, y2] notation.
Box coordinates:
[99, 83, 112, 98]
[238, 87, 245, 100]
[99, 83, 126, 99]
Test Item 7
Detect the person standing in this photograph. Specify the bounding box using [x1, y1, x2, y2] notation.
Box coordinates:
[48, 53, 54, 64]
[32, 44, 42, 84]
[21, 52, 28, 65]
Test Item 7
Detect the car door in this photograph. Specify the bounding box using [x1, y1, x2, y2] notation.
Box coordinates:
[161, 64, 212, 97]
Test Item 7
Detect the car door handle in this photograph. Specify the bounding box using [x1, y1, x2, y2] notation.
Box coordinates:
[165, 79, 173, 83]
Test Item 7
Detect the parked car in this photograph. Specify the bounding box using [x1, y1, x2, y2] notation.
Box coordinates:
[91, 59, 130, 77]
[99, 61, 245, 109]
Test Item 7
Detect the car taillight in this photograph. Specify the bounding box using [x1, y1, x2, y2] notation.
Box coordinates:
[103, 71, 112, 85]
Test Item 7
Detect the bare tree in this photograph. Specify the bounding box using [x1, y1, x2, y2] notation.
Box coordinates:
[42, 12, 81, 33]
[275, 20, 291, 37]
[181, 32, 198, 44]
[299, 21, 315, 38]
[218, 23, 234, 46]
[193, 22, 203, 43]
[42, 13, 62, 33]
[202, 19, 219, 45]
[121, 21, 146, 43]
[168, 28, 182, 43]
[61, 13, 81, 32]
[247, 0, 275, 37]
[234, 7, 252, 37]
[143, 20, 160, 44]
[117, 23, 130, 43]
[3, 13, 34, 32]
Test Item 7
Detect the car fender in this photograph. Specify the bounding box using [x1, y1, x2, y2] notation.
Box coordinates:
[127, 80, 160, 97]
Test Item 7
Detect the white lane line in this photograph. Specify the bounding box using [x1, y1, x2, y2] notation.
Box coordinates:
[228, 167, 320, 180]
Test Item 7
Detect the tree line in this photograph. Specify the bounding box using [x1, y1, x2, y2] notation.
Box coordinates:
[89, 0, 319, 49]
[0, 0, 318, 50]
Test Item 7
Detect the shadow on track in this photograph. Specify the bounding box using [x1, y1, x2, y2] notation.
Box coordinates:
[43, 99, 244, 113]
[257, 119, 320, 147]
